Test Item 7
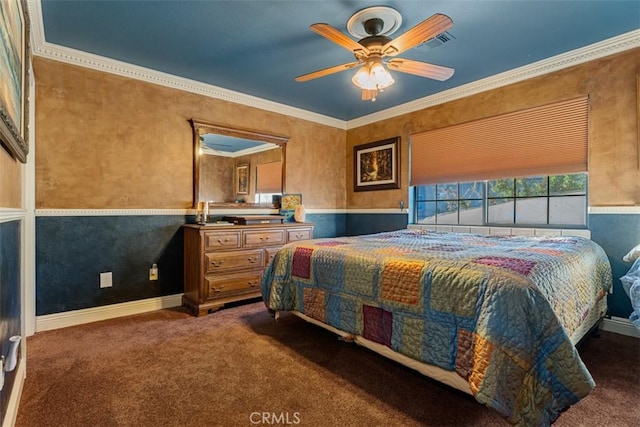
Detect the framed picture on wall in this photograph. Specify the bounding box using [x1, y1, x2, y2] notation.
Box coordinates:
[0, 0, 30, 163]
[236, 164, 249, 195]
[354, 137, 400, 192]
[637, 74, 639, 169]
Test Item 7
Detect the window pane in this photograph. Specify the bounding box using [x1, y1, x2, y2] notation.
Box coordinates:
[436, 201, 458, 224]
[549, 196, 587, 225]
[416, 185, 436, 200]
[488, 179, 514, 198]
[549, 173, 587, 195]
[459, 199, 484, 225]
[515, 197, 548, 224]
[416, 201, 436, 224]
[459, 181, 483, 199]
[437, 183, 458, 200]
[516, 176, 547, 197]
[488, 198, 514, 223]
[412, 174, 587, 227]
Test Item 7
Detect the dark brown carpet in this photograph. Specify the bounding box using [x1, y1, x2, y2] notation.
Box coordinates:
[15, 301, 640, 427]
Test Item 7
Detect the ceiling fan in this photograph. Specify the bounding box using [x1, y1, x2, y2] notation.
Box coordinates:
[295, 8, 455, 101]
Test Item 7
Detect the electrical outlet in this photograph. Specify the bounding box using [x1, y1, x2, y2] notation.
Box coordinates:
[149, 264, 158, 281]
[100, 272, 113, 288]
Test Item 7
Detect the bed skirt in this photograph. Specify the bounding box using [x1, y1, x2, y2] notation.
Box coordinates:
[276, 294, 607, 398]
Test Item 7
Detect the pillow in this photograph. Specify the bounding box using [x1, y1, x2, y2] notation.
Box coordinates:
[623, 243, 640, 262]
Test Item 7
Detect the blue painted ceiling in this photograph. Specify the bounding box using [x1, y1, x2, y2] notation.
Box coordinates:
[40, 1, 639, 121]
[201, 134, 266, 154]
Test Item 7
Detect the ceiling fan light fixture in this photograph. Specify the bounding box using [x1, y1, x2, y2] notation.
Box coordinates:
[297, 10, 454, 102]
[370, 61, 394, 88]
[351, 58, 394, 101]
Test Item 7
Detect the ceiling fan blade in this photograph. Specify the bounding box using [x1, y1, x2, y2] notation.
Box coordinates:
[382, 13, 453, 57]
[387, 58, 455, 81]
[310, 23, 370, 57]
[295, 61, 361, 82]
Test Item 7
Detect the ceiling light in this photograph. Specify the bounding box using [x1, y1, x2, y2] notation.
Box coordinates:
[351, 58, 395, 101]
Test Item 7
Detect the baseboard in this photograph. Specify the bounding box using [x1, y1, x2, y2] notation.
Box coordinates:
[2, 358, 26, 427]
[35, 294, 184, 332]
[601, 316, 640, 338]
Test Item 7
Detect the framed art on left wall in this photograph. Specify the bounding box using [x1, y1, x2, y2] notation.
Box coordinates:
[0, 0, 30, 163]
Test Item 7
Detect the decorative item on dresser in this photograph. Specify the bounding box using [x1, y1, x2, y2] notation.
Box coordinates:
[183, 222, 314, 316]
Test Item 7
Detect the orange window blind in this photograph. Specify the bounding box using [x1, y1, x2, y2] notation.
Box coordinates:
[256, 161, 282, 193]
[410, 96, 589, 185]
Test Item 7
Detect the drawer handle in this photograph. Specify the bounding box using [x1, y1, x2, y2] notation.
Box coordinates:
[217, 238, 230, 244]
[259, 236, 270, 241]
[295, 233, 304, 239]
[212, 260, 225, 267]
[213, 285, 224, 293]
[248, 281, 259, 287]
[248, 256, 258, 263]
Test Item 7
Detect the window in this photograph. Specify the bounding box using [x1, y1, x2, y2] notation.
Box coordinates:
[255, 193, 279, 204]
[414, 173, 587, 227]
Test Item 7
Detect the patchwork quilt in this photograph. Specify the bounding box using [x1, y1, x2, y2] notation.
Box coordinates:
[261, 229, 612, 426]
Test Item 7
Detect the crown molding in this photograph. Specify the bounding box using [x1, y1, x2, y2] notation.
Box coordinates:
[26, 2, 345, 130]
[32, 41, 348, 130]
[27, 1, 639, 131]
[347, 29, 640, 129]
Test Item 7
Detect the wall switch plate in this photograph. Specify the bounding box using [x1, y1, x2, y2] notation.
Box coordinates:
[100, 272, 113, 288]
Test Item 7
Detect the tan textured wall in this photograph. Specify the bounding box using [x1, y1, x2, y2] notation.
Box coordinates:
[347, 48, 640, 208]
[0, 147, 22, 208]
[34, 57, 346, 209]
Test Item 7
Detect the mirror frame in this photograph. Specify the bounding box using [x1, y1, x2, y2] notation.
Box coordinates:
[190, 119, 289, 208]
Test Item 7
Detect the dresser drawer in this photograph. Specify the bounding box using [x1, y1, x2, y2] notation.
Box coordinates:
[287, 228, 312, 242]
[206, 271, 263, 299]
[243, 229, 286, 247]
[204, 231, 241, 250]
[205, 249, 264, 273]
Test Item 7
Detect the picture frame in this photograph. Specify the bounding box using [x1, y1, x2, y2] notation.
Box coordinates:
[279, 193, 302, 222]
[0, 0, 30, 163]
[637, 74, 639, 169]
[354, 137, 400, 192]
[236, 163, 249, 195]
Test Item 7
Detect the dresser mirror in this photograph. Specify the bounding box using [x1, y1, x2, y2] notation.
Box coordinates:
[190, 119, 288, 208]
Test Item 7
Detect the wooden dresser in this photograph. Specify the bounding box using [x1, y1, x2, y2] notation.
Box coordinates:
[182, 222, 314, 316]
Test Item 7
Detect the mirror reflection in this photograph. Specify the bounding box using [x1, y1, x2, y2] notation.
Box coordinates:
[190, 120, 288, 208]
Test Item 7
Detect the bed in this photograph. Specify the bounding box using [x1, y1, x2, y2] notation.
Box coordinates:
[261, 228, 612, 426]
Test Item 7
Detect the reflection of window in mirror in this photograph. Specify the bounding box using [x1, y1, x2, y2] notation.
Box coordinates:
[256, 160, 282, 203]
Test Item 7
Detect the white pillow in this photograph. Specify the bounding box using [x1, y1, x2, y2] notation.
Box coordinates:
[623, 243, 640, 262]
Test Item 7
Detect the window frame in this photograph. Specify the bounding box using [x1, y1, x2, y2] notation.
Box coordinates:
[411, 173, 588, 229]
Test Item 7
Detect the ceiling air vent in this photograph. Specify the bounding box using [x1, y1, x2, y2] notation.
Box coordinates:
[418, 31, 455, 50]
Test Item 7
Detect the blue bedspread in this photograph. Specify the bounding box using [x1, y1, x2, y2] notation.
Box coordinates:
[261, 229, 612, 426]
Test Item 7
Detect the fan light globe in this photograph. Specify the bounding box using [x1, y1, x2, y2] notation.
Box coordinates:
[352, 59, 394, 91]
[370, 62, 394, 89]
